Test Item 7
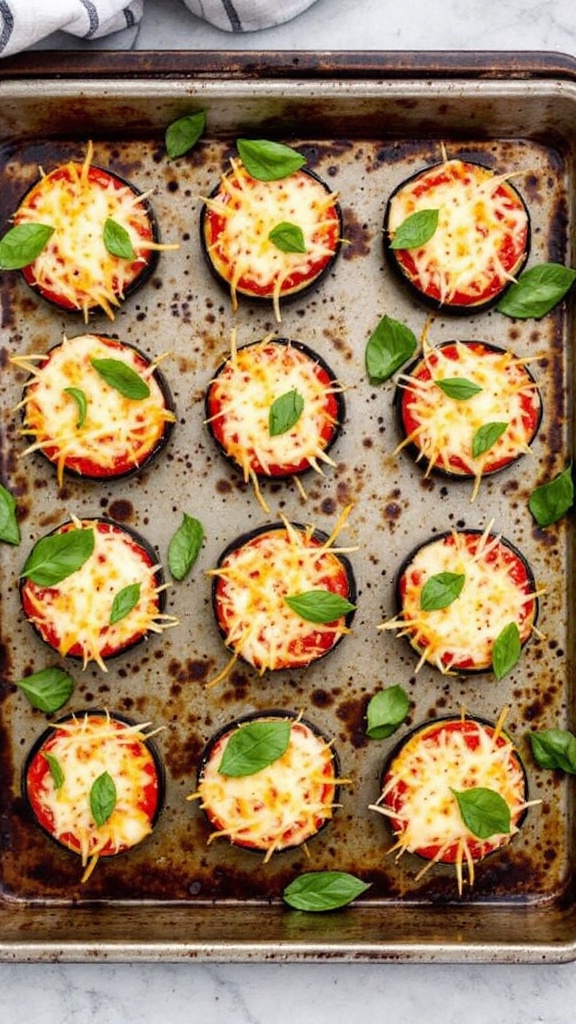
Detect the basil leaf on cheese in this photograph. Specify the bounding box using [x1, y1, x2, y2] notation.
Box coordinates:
[16, 666, 75, 712]
[284, 590, 356, 623]
[44, 752, 65, 790]
[64, 387, 88, 429]
[90, 771, 117, 827]
[283, 871, 371, 912]
[21, 527, 95, 586]
[218, 720, 291, 777]
[165, 110, 206, 159]
[269, 388, 304, 436]
[436, 377, 483, 400]
[420, 571, 465, 611]
[472, 421, 508, 459]
[0, 222, 54, 270]
[390, 208, 439, 250]
[103, 217, 136, 260]
[90, 357, 150, 400]
[268, 221, 307, 254]
[0, 482, 20, 545]
[451, 786, 511, 839]
[492, 621, 521, 680]
[365, 315, 417, 384]
[236, 139, 306, 181]
[168, 513, 204, 581]
[366, 685, 409, 740]
[110, 582, 141, 625]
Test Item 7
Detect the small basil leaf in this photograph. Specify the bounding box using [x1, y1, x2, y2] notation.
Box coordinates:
[103, 217, 136, 260]
[43, 752, 65, 790]
[529, 728, 576, 774]
[236, 138, 306, 181]
[496, 262, 576, 319]
[389, 208, 439, 250]
[472, 421, 508, 459]
[365, 315, 417, 384]
[218, 720, 291, 778]
[165, 110, 206, 159]
[64, 387, 87, 429]
[109, 582, 141, 625]
[268, 221, 307, 254]
[168, 513, 204, 581]
[452, 786, 511, 839]
[90, 357, 150, 400]
[436, 377, 483, 401]
[283, 871, 371, 912]
[284, 590, 356, 623]
[492, 621, 521, 680]
[529, 466, 574, 527]
[90, 771, 117, 827]
[366, 684, 409, 740]
[0, 223, 54, 270]
[420, 571, 465, 611]
[269, 389, 304, 436]
[16, 666, 75, 712]
[21, 527, 95, 587]
[0, 482, 20, 545]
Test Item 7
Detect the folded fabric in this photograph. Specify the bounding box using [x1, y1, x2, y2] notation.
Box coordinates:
[0, 0, 320, 57]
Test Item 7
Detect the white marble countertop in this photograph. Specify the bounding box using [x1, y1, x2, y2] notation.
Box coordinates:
[4, 0, 576, 1020]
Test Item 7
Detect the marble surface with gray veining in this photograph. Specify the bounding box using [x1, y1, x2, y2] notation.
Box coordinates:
[7, 0, 576, 1020]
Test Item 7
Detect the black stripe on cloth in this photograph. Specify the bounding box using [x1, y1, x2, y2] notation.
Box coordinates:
[80, 0, 100, 38]
[0, 0, 14, 53]
[221, 0, 242, 31]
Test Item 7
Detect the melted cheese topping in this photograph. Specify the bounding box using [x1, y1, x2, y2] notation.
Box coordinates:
[381, 527, 538, 673]
[27, 713, 161, 882]
[371, 715, 528, 892]
[14, 334, 175, 485]
[387, 159, 529, 305]
[398, 341, 541, 499]
[193, 719, 338, 859]
[203, 160, 340, 321]
[21, 519, 176, 670]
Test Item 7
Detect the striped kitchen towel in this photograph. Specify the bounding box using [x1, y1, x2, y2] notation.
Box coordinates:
[0, 0, 320, 57]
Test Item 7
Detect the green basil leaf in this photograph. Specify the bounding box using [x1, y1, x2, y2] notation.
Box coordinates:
[103, 217, 136, 260]
[168, 513, 204, 581]
[64, 387, 87, 429]
[21, 527, 95, 587]
[165, 110, 206, 159]
[236, 138, 306, 181]
[492, 621, 521, 680]
[420, 571, 465, 611]
[529, 728, 576, 774]
[389, 208, 439, 250]
[269, 388, 304, 436]
[365, 315, 417, 384]
[218, 720, 291, 777]
[283, 871, 371, 912]
[435, 377, 483, 401]
[268, 221, 307, 254]
[16, 666, 75, 712]
[90, 357, 150, 400]
[528, 465, 574, 527]
[472, 420, 508, 459]
[366, 684, 409, 740]
[0, 223, 54, 270]
[452, 786, 511, 839]
[109, 582, 141, 625]
[284, 589, 356, 623]
[496, 262, 576, 319]
[43, 752, 65, 790]
[0, 482, 20, 545]
[90, 771, 117, 827]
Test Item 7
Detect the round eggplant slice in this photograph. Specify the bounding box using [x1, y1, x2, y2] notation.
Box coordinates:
[384, 158, 530, 313]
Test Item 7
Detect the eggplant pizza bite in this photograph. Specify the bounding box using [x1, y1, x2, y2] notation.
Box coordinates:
[205, 335, 344, 510]
[191, 710, 342, 860]
[10, 141, 175, 320]
[19, 516, 176, 670]
[370, 711, 534, 894]
[13, 333, 175, 485]
[200, 157, 342, 321]
[384, 157, 530, 312]
[381, 525, 540, 674]
[207, 511, 357, 684]
[396, 339, 542, 499]
[23, 710, 164, 883]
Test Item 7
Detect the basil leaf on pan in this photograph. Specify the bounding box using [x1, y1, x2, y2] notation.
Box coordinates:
[269, 389, 304, 436]
[236, 139, 306, 181]
[452, 786, 511, 839]
[90, 357, 150, 400]
[283, 871, 371, 912]
[472, 421, 508, 459]
[168, 513, 204, 581]
[496, 262, 576, 319]
[21, 527, 95, 586]
[284, 590, 356, 623]
[0, 482, 20, 545]
[109, 582, 141, 625]
[366, 684, 409, 740]
[420, 571, 465, 611]
[15, 666, 75, 713]
[64, 387, 88, 429]
[389, 208, 439, 250]
[218, 720, 291, 778]
[268, 221, 307, 254]
[365, 315, 417, 384]
[529, 465, 574, 527]
[103, 218, 136, 260]
[90, 771, 117, 827]
[165, 110, 206, 159]
[0, 223, 54, 270]
[529, 728, 576, 774]
[436, 377, 483, 401]
[492, 621, 521, 680]
[43, 752, 65, 790]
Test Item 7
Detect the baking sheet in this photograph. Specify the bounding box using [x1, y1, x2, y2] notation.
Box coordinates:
[0, 52, 575, 962]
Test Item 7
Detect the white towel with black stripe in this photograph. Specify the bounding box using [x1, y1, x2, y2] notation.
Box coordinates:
[0, 0, 319, 57]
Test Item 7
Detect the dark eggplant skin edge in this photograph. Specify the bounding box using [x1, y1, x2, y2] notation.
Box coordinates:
[393, 340, 543, 482]
[196, 707, 341, 855]
[393, 528, 539, 675]
[19, 516, 167, 664]
[17, 164, 161, 316]
[204, 337, 346, 481]
[382, 159, 531, 315]
[19, 334, 176, 484]
[21, 708, 166, 861]
[211, 520, 357, 669]
[199, 166, 344, 308]
[378, 713, 530, 865]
